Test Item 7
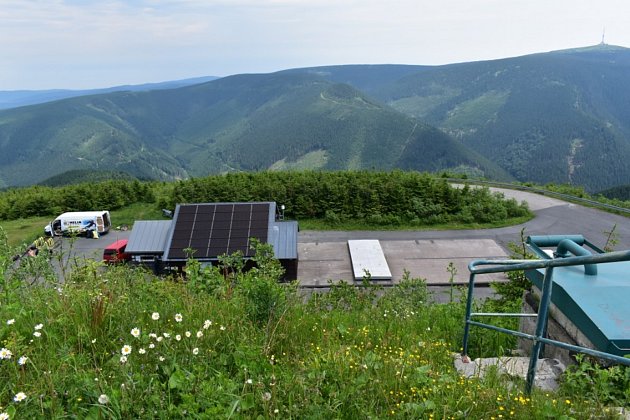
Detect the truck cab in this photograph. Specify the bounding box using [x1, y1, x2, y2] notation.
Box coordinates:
[103, 239, 131, 264]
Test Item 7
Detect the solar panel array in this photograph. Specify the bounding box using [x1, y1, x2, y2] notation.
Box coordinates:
[166, 202, 271, 260]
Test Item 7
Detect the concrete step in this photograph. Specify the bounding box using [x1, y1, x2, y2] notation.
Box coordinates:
[453, 354, 566, 391]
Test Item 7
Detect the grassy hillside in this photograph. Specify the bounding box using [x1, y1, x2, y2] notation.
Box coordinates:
[0, 74, 508, 186]
[3, 245, 623, 417]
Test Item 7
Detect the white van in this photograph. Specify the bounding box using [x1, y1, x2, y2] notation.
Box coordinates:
[44, 211, 111, 237]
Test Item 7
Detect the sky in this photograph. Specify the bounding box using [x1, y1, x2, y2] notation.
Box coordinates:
[1, 0, 629, 90]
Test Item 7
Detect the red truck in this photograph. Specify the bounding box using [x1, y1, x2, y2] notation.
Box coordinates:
[103, 239, 131, 264]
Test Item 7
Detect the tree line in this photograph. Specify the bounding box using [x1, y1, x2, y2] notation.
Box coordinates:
[0, 170, 531, 225]
[164, 171, 530, 225]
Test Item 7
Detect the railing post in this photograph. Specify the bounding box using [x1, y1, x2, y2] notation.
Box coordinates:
[461, 272, 477, 359]
[526, 266, 555, 393]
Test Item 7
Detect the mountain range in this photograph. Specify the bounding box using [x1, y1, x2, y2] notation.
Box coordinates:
[1, 44, 629, 191]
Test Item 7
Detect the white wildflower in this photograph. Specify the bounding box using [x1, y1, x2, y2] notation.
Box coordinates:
[98, 394, 109, 404]
[174, 313, 183, 322]
[13, 392, 27, 402]
[151, 312, 160, 321]
[131, 327, 140, 338]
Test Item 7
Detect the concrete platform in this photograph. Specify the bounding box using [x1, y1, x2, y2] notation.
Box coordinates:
[59, 232, 510, 288]
[297, 238, 509, 286]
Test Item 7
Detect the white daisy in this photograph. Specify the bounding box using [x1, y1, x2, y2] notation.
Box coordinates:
[13, 392, 27, 402]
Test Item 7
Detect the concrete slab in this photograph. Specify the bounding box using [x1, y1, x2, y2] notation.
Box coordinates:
[298, 242, 353, 286]
[381, 239, 508, 285]
[297, 239, 510, 286]
[348, 240, 391, 280]
[453, 354, 566, 391]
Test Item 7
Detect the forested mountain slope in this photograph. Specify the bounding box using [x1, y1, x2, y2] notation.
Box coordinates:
[2, 44, 629, 190]
[292, 45, 630, 191]
[0, 73, 506, 186]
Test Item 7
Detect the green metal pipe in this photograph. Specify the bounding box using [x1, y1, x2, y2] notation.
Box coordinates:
[556, 238, 597, 275]
[527, 235, 585, 247]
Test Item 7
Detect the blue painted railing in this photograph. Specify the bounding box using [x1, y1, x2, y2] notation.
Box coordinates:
[461, 250, 630, 393]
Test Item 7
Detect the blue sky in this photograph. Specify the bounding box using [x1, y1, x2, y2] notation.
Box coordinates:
[1, 0, 628, 90]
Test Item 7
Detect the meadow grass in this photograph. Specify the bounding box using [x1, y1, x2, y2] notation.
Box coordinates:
[0, 237, 625, 418]
[0, 216, 52, 247]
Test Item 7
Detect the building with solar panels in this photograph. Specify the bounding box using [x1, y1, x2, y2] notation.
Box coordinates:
[126, 202, 298, 280]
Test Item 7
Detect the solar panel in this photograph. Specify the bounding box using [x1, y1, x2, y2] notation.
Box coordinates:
[164, 202, 273, 260]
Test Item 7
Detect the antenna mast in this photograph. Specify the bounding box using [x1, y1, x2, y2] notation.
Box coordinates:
[600, 27, 606, 45]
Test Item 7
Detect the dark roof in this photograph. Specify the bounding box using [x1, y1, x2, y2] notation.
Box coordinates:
[162, 202, 275, 261]
[126, 220, 172, 254]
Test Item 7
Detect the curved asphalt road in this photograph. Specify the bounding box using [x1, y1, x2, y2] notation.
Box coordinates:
[299, 188, 630, 251]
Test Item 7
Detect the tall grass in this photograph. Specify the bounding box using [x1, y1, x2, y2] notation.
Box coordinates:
[0, 234, 623, 418]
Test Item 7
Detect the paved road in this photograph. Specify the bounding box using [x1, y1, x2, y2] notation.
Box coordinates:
[299, 188, 630, 250]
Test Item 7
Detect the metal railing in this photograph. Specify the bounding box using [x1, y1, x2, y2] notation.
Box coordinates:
[461, 250, 630, 393]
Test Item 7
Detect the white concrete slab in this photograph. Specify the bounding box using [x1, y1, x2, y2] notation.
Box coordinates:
[348, 239, 392, 280]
